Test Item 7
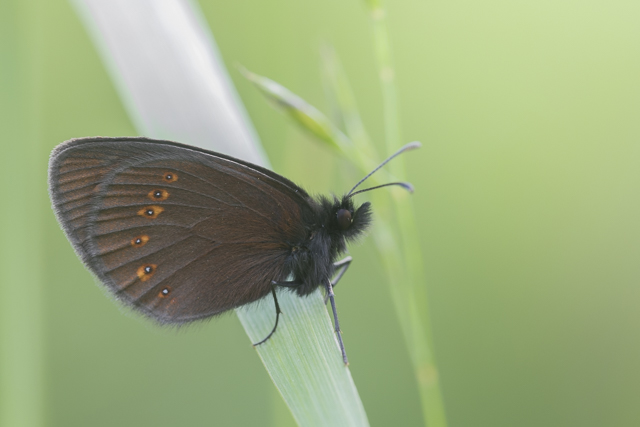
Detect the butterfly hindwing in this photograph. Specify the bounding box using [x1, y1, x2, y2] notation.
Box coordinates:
[49, 137, 310, 323]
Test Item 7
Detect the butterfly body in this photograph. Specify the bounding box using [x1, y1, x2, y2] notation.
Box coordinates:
[284, 195, 371, 296]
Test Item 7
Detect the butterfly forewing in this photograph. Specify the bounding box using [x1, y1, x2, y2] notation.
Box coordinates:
[49, 137, 310, 323]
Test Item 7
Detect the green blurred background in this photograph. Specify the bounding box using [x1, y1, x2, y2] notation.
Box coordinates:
[2, 0, 640, 426]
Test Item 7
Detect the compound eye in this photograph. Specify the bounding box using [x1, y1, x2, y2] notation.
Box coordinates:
[336, 209, 352, 230]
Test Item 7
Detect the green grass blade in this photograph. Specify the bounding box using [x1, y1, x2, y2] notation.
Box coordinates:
[366, 2, 448, 425]
[238, 292, 368, 427]
[0, 2, 45, 426]
[239, 67, 397, 184]
[71, 1, 369, 426]
[240, 66, 350, 152]
[320, 44, 378, 161]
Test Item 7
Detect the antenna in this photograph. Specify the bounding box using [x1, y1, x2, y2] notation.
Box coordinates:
[346, 141, 420, 198]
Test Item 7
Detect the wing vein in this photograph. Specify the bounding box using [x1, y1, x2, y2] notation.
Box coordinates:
[102, 183, 243, 208]
[98, 235, 193, 268]
[125, 243, 223, 302]
[134, 165, 281, 226]
[57, 164, 110, 176]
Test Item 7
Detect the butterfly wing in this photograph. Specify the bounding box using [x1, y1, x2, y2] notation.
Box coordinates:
[49, 137, 312, 323]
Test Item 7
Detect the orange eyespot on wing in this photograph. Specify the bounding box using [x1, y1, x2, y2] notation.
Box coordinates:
[159, 286, 172, 298]
[131, 235, 150, 247]
[137, 264, 157, 281]
[148, 189, 169, 201]
[163, 172, 178, 182]
[138, 205, 164, 218]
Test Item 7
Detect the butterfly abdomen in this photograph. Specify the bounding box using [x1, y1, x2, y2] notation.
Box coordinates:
[283, 226, 333, 296]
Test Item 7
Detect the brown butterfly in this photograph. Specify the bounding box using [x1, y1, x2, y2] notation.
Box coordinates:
[48, 137, 417, 364]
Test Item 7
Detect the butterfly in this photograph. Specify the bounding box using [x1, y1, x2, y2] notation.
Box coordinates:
[48, 137, 417, 364]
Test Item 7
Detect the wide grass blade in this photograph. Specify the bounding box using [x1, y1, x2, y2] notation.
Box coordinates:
[70, 1, 369, 426]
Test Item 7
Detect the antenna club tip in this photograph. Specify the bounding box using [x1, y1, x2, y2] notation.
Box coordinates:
[404, 141, 422, 150]
[400, 182, 415, 193]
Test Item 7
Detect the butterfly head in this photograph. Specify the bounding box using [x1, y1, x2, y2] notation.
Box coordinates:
[333, 196, 372, 240]
[328, 141, 421, 241]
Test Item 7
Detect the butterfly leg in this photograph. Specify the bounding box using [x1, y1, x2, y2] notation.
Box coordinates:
[253, 286, 282, 347]
[326, 279, 349, 365]
[332, 256, 352, 289]
[324, 256, 352, 304]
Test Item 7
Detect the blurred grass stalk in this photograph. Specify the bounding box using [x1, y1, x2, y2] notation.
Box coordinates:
[0, 2, 45, 427]
[243, 2, 448, 425]
[367, 2, 448, 426]
[71, 0, 369, 426]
